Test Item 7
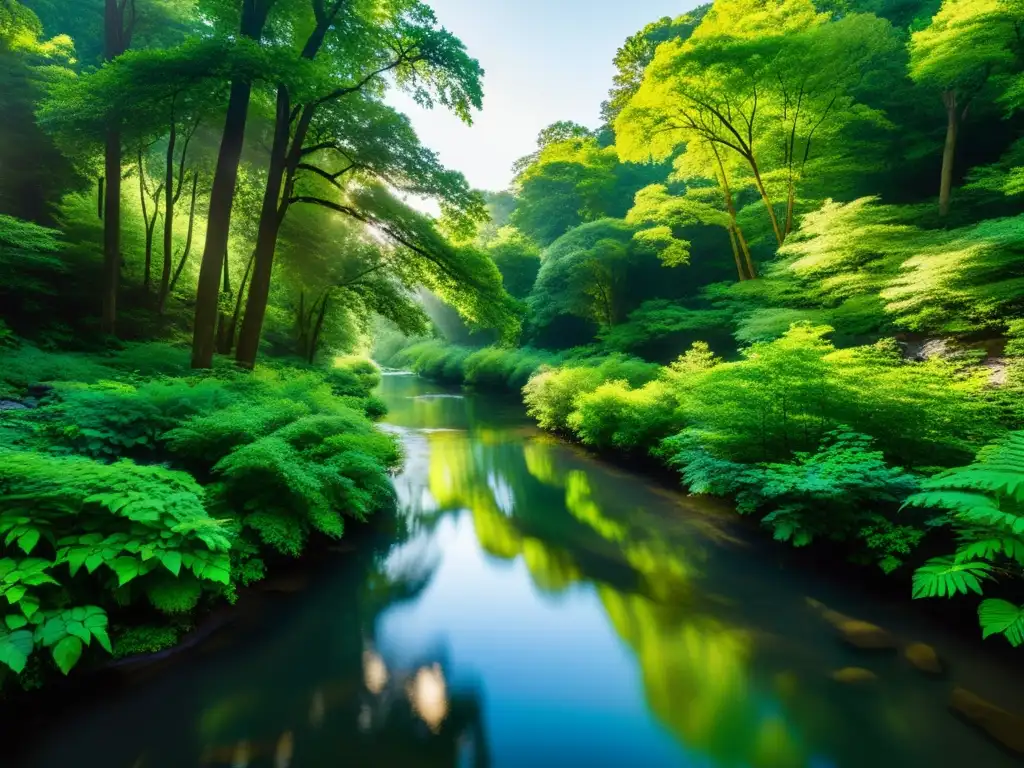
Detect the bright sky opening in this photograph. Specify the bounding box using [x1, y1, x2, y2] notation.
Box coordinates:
[388, 0, 701, 195]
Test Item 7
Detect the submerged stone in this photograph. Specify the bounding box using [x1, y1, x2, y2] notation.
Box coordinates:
[904, 642, 943, 675]
[949, 687, 1024, 754]
[806, 598, 897, 650]
[831, 667, 878, 684]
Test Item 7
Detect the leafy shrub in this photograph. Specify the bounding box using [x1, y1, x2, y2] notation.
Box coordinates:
[0, 450, 233, 675]
[523, 354, 661, 433]
[670, 324, 994, 466]
[213, 413, 401, 557]
[905, 431, 1024, 646]
[325, 356, 381, 397]
[665, 430, 922, 569]
[568, 379, 681, 451]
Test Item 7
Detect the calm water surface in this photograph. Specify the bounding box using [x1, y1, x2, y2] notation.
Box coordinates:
[16, 374, 1024, 767]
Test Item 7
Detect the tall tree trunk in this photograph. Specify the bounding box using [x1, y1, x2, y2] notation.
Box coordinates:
[138, 152, 152, 291]
[234, 89, 293, 369]
[308, 292, 329, 365]
[166, 172, 199, 308]
[727, 226, 745, 282]
[101, 0, 133, 334]
[713, 145, 757, 280]
[737, 225, 757, 280]
[190, 0, 269, 368]
[215, 249, 234, 353]
[225, 249, 256, 356]
[784, 180, 796, 238]
[234, 5, 342, 369]
[939, 90, 959, 218]
[160, 121, 177, 307]
[749, 158, 784, 246]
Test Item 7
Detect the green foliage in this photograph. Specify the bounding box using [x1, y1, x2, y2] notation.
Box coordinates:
[111, 624, 180, 659]
[0, 344, 399, 682]
[523, 355, 661, 433]
[568, 379, 681, 451]
[325, 357, 382, 398]
[905, 431, 1024, 644]
[666, 429, 922, 566]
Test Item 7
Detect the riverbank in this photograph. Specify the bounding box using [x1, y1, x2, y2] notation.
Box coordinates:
[377, 331, 1024, 653]
[9, 371, 1024, 767]
[0, 341, 399, 695]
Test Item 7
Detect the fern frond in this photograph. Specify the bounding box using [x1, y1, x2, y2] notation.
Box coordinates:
[912, 557, 993, 599]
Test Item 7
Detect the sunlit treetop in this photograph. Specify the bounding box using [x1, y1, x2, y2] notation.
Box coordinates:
[909, 0, 1020, 92]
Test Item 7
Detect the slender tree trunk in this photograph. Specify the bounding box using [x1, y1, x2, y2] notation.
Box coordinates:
[101, 0, 133, 335]
[215, 249, 234, 353]
[308, 293, 329, 364]
[713, 145, 757, 280]
[97, 177, 104, 219]
[166, 172, 199, 306]
[784, 181, 796, 238]
[939, 89, 959, 218]
[138, 152, 152, 291]
[727, 226, 745, 282]
[737, 226, 757, 280]
[191, 0, 269, 368]
[234, 88, 293, 369]
[225, 249, 256, 355]
[749, 158, 784, 246]
[160, 121, 177, 306]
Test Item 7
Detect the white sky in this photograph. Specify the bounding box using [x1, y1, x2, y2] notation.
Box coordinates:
[387, 0, 701, 195]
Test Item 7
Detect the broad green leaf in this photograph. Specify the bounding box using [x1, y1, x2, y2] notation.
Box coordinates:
[64, 620, 90, 645]
[160, 551, 182, 577]
[52, 635, 83, 675]
[0, 630, 34, 674]
[4, 615, 27, 630]
[979, 599, 1024, 646]
[17, 529, 41, 555]
[110, 557, 140, 587]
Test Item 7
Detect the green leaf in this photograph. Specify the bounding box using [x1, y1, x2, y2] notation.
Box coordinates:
[17, 529, 41, 556]
[160, 551, 181, 577]
[110, 557, 140, 587]
[91, 626, 112, 654]
[5, 585, 26, 604]
[979, 599, 1024, 646]
[0, 630, 34, 674]
[66, 548, 89, 577]
[4, 615, 28, 630]
[19, 594, 40, 619]
[38, 616, 67, 646]
[52, 635, 83, 675]
[64, 620, 90, 645]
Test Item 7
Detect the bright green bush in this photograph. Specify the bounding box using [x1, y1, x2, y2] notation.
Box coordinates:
[523, 354, 661, 433]
[325, 356, 382, 397]
[670, 324, 994, 467]
[213, 412, 401, 557]
[568, 379, 681, 451]
[664, 429, 922, 570]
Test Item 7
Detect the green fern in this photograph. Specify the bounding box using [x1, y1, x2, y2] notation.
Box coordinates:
[911, 557, 993, 598]
[906, 431, 1024, 645]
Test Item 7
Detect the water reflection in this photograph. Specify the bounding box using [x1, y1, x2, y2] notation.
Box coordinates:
[11, 374, 1024, 768]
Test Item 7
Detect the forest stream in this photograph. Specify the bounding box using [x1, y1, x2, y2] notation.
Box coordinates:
[12, 372, 1024, 768]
